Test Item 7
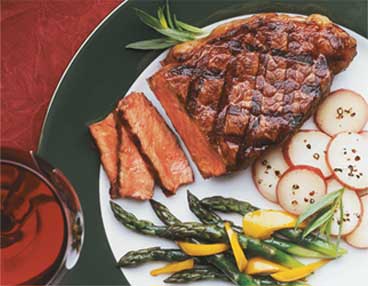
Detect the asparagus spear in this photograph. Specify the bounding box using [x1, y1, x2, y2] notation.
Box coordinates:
[165, 265, 309, 285]
[118, 247, 190, 267]
[150, 199, 257, 285]
[164, 265, 225, 283]
[147, 200, 303, 268]
[201, 196, 347, 257]
[187, 191, 323, 258]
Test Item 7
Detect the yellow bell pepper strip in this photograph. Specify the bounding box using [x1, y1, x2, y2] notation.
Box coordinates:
[245, 257, 288, 275]
[271, 259, 330, 282]
[243, 210, 306, 239]
[150, 259, 194, 276]
[177, 241, 229, 256]
[224, 222, 248, 271]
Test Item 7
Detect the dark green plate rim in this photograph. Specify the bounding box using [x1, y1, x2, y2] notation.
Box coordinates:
[37, 0, 366, 284]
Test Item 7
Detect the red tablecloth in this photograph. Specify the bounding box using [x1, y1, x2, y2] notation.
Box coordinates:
[1, 0, 122, 151]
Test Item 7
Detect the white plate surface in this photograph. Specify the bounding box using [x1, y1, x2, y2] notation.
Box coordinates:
[100, 14, 368, 286]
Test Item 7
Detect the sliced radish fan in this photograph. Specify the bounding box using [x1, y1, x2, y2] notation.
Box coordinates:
[345, 195, 368, 249]
[326, 178, 362, 236]
[252, 147, 289, 203]
[285, 130, 331, 178]
[327, 132, 368, 191]
[276, 166, 326, 215]
[315, 89, 368, 136]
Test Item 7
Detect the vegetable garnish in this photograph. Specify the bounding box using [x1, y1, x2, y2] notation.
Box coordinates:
[245, 257, 288, 275]
[224, 222, 248, 271]
[271, 259, 330, 282]
[126, 0, 206, 50]
[177, 241, 229, 256]
[242, 210, 305, 239]
[150, 258, 194, 276]
[295, 188, 345, 245]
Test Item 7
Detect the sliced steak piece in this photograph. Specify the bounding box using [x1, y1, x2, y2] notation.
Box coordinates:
[149, 66, 227, 178]
[89, 113, 155, 200]
[117, 92, 194, 193]
[149, 13, 356, 177]
[116, 117, 155, 200]
[89, 113, 119, 197]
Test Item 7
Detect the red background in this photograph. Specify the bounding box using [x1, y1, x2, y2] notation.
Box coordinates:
[1, 0, 122, 150]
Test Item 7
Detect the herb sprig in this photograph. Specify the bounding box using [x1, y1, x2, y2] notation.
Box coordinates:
[126, 0, 206, 50]
[296, 188, 345, 246]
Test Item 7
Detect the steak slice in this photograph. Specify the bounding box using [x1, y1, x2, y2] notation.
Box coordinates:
[89, 113, 154, 200]
[149, 13, 356, 177]
[117, 92, 194, 193]
[89, 113, 119, 197]
[116, 118, 155, 200]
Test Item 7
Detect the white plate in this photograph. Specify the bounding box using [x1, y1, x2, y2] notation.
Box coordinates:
[100, 14, 368, 286]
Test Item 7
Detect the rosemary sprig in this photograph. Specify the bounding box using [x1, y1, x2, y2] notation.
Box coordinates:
[126, 0, 206, 50]
[295, 188, 345, 245]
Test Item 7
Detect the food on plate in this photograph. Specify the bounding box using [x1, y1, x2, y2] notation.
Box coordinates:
[177, 241, 229, 256]
[224, 222, 248, 271]
[242, 210, 303, 239]
[187, 191, 324, 258]
[314, 89, 368, 136]
[149, 13, 356, 178]
[276, 166, 327, 215]
[245, 257, 288, 275]
[89, 114, 118, 196]
[117, 247, 190, 267]
[271, 259, 329, 282]
[201, 195, 347, 257]
[284, 130, 332, 178]
[111, 193, 345, 285]
[327, 132, 368, 191]
[252, 146, 289, 203]
[89, 113, 154, 199]
[345, 195, 368, 249]
[150, 259, 195, 276]
[326, 179, 362, 236]
[90, 92, 193, 200]
[117, 92, 193, 194]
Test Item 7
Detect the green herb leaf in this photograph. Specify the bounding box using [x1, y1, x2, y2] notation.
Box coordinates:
[157, 7, 168, 29]
[302, 209, 334, 238]
[175, 19, 204, 34]
[336, 193, 344, 248]
[173, 14, 184, 31]
[296, 188, 344, 227]
[325, 217, 333, 241]
[155, 28, 196, 42]
[126, 38, 178, 50]
[165, 0, 174, 28]
[134, 8, 163, 30]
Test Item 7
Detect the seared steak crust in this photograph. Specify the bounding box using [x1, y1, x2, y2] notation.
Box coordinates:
[149, 13, 356, 177]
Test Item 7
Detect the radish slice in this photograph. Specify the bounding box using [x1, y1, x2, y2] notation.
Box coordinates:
[345, 195, 368, 249]
[276, 166, 327, 215]
[252, 147, 289, 203]
[315, 89, 368, 136]
[285, 130, 331, 178]
[326, 178, 362, 236]
[327, 132, 368, 191]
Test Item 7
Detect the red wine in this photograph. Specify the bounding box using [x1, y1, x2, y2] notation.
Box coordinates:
[1, 162, 67, 285]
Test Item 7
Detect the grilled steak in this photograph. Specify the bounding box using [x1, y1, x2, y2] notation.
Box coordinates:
[89, 114, 119, 196]
[117, 92, 194, 194]
[149, 13, 356, 177]
[89, 112, 154, 199]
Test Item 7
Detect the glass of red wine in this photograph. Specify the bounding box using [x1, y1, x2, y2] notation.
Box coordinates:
[1, 147, 84, 285]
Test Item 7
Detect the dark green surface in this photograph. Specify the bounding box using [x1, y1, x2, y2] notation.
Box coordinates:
[37, 0, 367, 284]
